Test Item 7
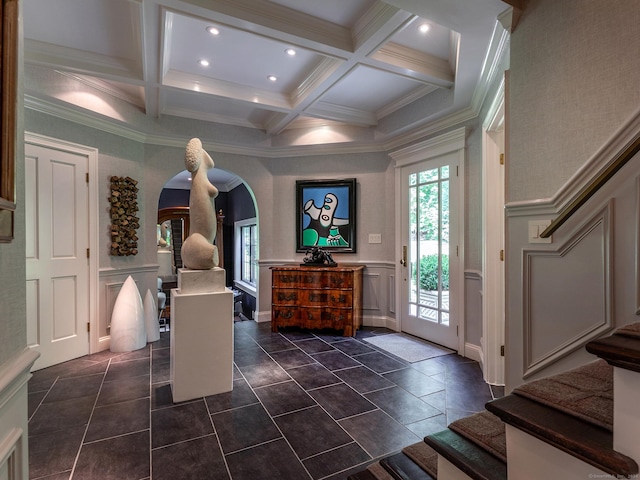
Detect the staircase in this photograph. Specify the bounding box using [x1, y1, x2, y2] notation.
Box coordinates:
[348, 323, 640, 480]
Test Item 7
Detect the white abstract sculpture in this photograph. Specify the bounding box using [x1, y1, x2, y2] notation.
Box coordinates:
[180, 138, 219, 270]
[144, 289, 160, 342]
[110, 276, 146, 352]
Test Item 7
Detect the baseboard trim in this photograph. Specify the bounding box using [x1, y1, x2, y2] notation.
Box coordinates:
[464, 342, 483, 363]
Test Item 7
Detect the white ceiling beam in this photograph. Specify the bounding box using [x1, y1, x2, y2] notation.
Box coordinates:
[174, 0, 354, 56]
[367, 43, 454, 87]
[265, 2, 415, 135]
[163, 70, 293, 112]
[141, 0, 161, 117]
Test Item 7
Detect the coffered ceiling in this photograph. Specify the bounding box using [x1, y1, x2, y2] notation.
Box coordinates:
[23, 0, 510, 150]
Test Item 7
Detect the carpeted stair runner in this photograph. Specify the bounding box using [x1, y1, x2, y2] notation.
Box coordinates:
[615, 321, 640, 338]
[511, 358, 613, 431]
[448, 410, 506, 462]
[367, 461, 395, 479]
[402, 442, 438, 478]
[381, 453, 435, 480]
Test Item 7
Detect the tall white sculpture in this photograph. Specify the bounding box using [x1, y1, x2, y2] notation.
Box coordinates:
[110, 276, 146, 352]
[144, 289, 161, 342]
[180, 138, 219, 270]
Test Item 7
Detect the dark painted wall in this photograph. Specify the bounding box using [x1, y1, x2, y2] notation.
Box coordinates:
[158, 184, 256, 317]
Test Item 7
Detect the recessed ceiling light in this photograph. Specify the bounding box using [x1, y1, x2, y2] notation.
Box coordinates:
[267, 75, 277, 82]
[206, 26, 220, 35]
[418, 23, 430, 33]
[285, 48, 296, 56]
[198, 59, 210, 67]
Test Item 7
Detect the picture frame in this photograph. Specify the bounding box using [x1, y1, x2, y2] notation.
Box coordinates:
[296, 178, 357, 253]
[0, 0, 18, 243]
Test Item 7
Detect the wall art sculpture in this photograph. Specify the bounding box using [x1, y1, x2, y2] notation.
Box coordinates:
[110, 176, 139, 256]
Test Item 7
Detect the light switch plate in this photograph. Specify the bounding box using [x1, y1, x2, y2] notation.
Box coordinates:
[368, 233, 382, 244]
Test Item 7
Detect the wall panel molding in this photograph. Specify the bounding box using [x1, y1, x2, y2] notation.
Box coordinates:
[522, 202, 613, 378]
[0, 348, 40, 480]
[363, 273, 380, 311]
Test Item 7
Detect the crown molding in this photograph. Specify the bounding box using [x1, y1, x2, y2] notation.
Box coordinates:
[24, 95, 147, 144]
[471, 20, 510, 113]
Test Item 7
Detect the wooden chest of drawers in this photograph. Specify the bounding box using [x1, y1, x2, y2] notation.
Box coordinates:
[271, 265, 364, 336]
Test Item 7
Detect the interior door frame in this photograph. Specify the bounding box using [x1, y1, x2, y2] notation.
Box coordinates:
[391, 127, 466, 354]
[482, 82, 506, 385]
[25, 132, 100, 354]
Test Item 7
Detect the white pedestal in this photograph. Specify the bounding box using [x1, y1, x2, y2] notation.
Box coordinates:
[170, 268, 233, 403]
[157, 249, 173, 276]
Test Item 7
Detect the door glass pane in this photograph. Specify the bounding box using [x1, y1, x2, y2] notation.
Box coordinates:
[408, 184, 417, 303]
[407, 166, 450, 326]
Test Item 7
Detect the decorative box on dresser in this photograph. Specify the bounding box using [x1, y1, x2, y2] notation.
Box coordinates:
[271, 264, 365, 336]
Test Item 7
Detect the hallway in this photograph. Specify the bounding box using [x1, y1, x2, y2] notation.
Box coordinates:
[28, 322, 502, 479]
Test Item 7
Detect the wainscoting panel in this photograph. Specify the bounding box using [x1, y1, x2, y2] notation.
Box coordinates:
[25, 280, 39, 348]
[0, 349, 40, 480]
[104, 281, 124, 337]
[363, 273, 380, 311]
[99, 266, 157, 349]
[522, 203, 612, 377]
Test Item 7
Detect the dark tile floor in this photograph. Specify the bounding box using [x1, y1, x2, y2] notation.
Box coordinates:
[28, 322, 503, 480]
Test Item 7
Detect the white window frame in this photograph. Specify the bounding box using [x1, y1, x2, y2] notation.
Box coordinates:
[234, 217, 257, 295]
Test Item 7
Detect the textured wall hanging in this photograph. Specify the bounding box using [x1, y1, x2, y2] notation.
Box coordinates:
[110, 176, 139, 256]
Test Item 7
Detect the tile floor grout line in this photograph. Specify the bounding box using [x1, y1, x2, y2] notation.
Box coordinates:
[82, 427, 151, 446]
[260, 340, 384, 476]
[27, 376, 57, 423]
[230, 346, 316, 479]
[147, 349, 153, 480]
[202, 388, 234, 480]
[67, 356, 112, 479]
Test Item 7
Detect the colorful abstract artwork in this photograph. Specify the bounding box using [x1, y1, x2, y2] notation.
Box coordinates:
[296, 178, 356, 253]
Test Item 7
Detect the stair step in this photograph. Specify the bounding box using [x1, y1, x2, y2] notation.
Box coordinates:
[367, 461, 396, 480]
[587, 323, 640, 373]
[380, 452, 435, 480]
[347, 468, 380, 480]
[424, 429, 507, 480]
[512, 359, 612, 431]
[486, 393, 638, 477]
[402, 441, 438, 478]
[448, 410, 506, 462]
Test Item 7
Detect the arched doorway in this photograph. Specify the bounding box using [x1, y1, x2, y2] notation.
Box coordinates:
[157, 168, 259, 321]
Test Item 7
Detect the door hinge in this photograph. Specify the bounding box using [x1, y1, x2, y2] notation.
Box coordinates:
[499, 153, 505, 165]
[500, 249, 504, 261]
[86, 172, 89, 183]
[456, 326, 459, 336]
[456, 165, 459, 176]
[500, 345, 505, 356]
[87, 322, 91, 333]
[86, 248, 90, 258]
[456, 245, 459, 257]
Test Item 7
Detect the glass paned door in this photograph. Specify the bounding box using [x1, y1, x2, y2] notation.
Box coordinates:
[401, 153, 459, 350]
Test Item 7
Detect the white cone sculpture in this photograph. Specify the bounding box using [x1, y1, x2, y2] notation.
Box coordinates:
[110, 276, 147, 352]
[144, 289, 160, 342]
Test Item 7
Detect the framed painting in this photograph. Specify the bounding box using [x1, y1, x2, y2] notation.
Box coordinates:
[0, 0, 18, 243]
[296, 178, 356, 253]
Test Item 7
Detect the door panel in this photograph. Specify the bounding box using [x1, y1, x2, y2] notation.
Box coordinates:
[401, 153, 459, 350]
[26, 144, 90, 370]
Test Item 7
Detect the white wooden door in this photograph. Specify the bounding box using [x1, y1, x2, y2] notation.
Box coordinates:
[400, 153, 460, 350]
[26, 143, 90, 370]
